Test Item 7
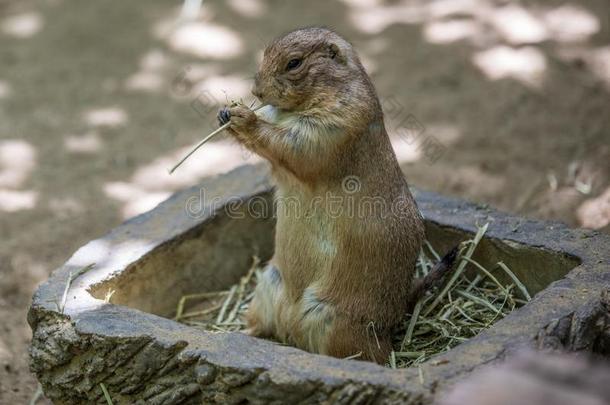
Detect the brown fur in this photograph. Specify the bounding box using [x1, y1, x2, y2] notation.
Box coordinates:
[219, 27, 425, 363]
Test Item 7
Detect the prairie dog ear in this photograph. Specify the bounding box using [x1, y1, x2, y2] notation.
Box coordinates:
[328, 42, 347, 64]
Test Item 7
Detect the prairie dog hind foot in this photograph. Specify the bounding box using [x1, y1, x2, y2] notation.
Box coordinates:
[245, 265, 284, 338]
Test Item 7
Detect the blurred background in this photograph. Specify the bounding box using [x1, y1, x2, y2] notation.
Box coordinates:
[0, 0, 608, 402]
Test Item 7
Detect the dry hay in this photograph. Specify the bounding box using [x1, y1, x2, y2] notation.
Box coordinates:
[175, 223, 530, 368]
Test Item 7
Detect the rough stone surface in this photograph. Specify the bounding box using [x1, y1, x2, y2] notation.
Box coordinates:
[28, 164, 610, 404]
[536, 290, 610, 354]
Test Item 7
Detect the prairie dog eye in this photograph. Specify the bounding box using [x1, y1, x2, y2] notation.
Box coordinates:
[285, 58, 302, 71]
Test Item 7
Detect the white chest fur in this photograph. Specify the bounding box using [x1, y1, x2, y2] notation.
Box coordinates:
[256, 105, 344, 153]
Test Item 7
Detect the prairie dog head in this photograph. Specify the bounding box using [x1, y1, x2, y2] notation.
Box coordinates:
[253, 27, 368, 112]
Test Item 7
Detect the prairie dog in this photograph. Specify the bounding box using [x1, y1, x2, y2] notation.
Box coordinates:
[218, 27, 429, 363]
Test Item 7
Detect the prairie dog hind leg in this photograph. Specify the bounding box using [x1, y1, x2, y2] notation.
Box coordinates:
[245, 264, 285, 338]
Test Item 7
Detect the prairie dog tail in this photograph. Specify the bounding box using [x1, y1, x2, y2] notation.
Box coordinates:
[408, 246, 460, 310]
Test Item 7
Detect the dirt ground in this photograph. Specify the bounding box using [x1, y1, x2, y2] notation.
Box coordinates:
[1, 0, 609, 403]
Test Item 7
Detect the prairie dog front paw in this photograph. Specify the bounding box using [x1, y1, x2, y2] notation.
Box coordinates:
[228, 105, 258, 134]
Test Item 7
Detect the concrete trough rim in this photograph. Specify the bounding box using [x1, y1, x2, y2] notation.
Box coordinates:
[28, 164, 610, 403]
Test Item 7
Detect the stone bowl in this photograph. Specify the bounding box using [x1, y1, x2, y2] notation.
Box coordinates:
[28, 164, 610, 404]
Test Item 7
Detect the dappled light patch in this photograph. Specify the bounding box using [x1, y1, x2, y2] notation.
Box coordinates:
[341, 0, 489, 35]
[426, 0, 482, 19]
[63, 238, 158, 313]
[424, 19, 482, 44]
[0, 80, 11, 100]
[347, 3, 424, 35]
[104, 139, 260, 218]
[180, 0, 204, 21]
[84, 107, 128, 127]
[104, 181, 172, 219]
[542, 4, 600, 43]
[125, 49, 168, 93]
[193, 74, 252, 102]
[0, 140, 36, 189]
[168, 22, 244, 60]
[489, 5, 548, 45]
[64, 132, 102, 154]
[390, 136, 422, 163]
[342, 0, 604, 93]
[473, 46, 546, 88]
[340, 0, 382, 7]
[0, 189, 38, 212]
[168, 63, 230, 104]
[390, 124, 459, 165]
[227, 0, 266, 18]
[132, 140, 260, 191]
[67, 238, 154, 272]
[140, 49, 169, 71]
[1, 12, 43, 39]
[344, 0, 600, 47]
[125, 71, 164, 92]
[169, 63, 222, 96]
[0, 140, 37, 212]
[184, 64, 222, 81]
